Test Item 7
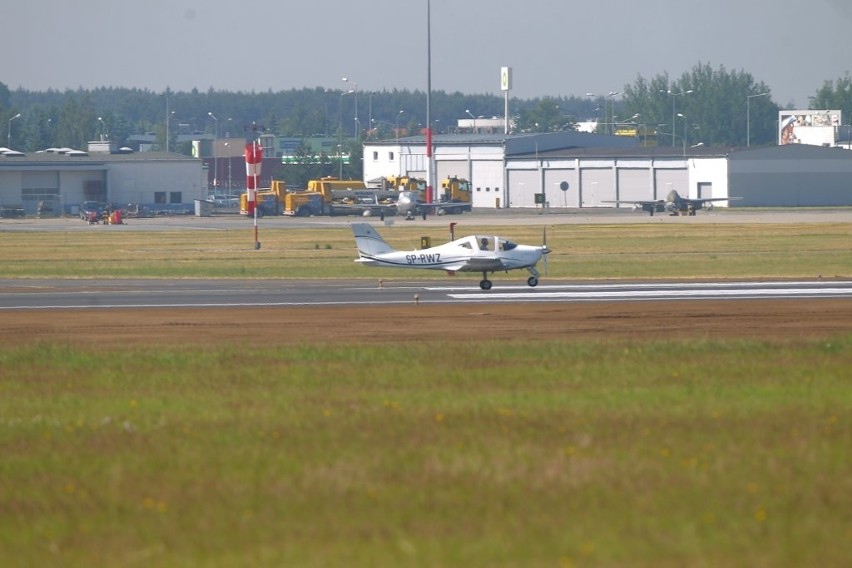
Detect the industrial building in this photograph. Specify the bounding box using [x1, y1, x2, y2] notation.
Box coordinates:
[364, 132, 852, 209]
[0, 141, 205, 216]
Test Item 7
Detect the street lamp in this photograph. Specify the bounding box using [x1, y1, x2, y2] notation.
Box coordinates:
[747, 92, 769, 147]
[465, 109, 477, 133]
[677, 113, 688, 147]
[224, 142, 232, 197]
[7, 113, 21, 148]
[97, 116, 106, 141]
[338, 93, 347, 178]
[662, 89, 693, 146]
[606, 91, 620, 134]
[395, 110, 405, 142]
[208, 112, 219, 190]
[342, 77, 358, 137]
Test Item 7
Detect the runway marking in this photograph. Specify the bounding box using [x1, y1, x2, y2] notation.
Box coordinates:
[448, 286, 852, 301]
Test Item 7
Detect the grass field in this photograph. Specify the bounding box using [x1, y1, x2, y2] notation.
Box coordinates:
[0, 222, 851, 280]
[1, 222, 850, 566]
[1, 339, 850, 567]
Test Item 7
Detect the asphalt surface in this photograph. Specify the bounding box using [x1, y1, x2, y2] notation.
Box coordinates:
[2, 278, 852, 310]
[3, 206, 852, 233]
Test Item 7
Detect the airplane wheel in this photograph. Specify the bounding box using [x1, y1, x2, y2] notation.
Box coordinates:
[527, 276, 539, 287]
[479, 279, 492, 291]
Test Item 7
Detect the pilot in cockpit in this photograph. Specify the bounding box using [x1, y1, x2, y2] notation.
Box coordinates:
[480, 237, 489, 250]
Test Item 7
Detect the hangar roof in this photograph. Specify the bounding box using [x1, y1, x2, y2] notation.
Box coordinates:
[369, 131, 638, 154]
[0, 150, 200, 167]
[511, 145, 732, 160]
[729, 144, 852, 161]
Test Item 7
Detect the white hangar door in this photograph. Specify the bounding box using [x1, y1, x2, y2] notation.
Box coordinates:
[616, 168, 652, 203]
[654, 169, 687, 199]
[543, 169, 578, 207]
[579, 168, 614, 207]
[506, 170, 540, 208]
[436, 161, 468, 183]
[22, 171, 60, 216]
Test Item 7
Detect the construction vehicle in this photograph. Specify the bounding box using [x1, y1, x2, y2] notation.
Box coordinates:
[283, 177, 397, 217]
[240, 180, 286, 216]
[393, 175, 473, 217]
[438, 176, 472, 210]
[384, 175, 427, 195]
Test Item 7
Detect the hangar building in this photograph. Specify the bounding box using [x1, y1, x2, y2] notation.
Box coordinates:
[365, 133, 852, 209]
[0, 142, 206, 216]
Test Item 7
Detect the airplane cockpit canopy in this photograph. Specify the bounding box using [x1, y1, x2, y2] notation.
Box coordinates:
[472, 236, 517, 251]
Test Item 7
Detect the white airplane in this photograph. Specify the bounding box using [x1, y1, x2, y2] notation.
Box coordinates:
[352, 223, 551, 290]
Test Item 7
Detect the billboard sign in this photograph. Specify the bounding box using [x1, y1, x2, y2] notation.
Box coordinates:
[779, 110, 841, 146]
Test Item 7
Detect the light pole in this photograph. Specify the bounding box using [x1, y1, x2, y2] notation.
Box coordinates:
[7, 113, 21, 148]
[338, 92, 346, 178]
[164, 95, 171, 152]
[395, 110, 404, 142]
[224, 142, 232, 197]
[465, 109, 476, 133]
[747, 92, 769, 147]
[662, 89, 693, 146]
[585, 93, 604, 132]
[607, 91, 620, 135]
[367, 91, 373, 138]
[342, 77, 358, 137]
[208, 112, 218, 190]
[97, 117, 106, 141]
[677, 113, 688, 147]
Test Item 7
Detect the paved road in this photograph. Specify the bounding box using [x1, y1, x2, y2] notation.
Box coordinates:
[3, 207, 852, 233]
[2, 278, 852, 310]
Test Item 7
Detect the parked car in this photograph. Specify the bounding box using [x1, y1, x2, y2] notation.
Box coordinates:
[80, 201, 106, 221]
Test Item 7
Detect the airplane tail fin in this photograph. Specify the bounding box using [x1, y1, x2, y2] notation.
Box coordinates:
[352, 223, 395, 258]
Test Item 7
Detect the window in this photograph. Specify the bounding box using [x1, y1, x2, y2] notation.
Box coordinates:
[154, 192, 166, 204]
[170, 192, 182, 204]
[388, 151, 395, 161]
[372, 151, 378, 161]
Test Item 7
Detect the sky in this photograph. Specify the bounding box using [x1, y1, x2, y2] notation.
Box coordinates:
[3, 0, 852, 109]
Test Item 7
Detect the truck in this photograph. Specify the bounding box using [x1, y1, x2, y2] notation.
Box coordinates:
[240, 180, 286, 217]
[283, 177, 397, 217]
[390, 175, 473, 217]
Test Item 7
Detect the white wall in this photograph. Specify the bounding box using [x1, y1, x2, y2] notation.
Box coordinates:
[109, 160, 205, 204]
[689, 157, 729, 200]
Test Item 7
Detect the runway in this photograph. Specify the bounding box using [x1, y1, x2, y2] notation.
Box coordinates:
[2, 278, 852, 310]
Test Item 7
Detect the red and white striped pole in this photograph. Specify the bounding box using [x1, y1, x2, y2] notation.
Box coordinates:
[245, 128, 263, 249]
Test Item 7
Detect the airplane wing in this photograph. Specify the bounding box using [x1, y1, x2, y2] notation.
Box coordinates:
[691, 197, 742, 204]
[453, 257, 507, 272]
[408, 201, 472, 217]
[602, 199, 663, 205]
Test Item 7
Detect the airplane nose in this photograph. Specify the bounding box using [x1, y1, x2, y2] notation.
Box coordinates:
[542, 246, 551, 254]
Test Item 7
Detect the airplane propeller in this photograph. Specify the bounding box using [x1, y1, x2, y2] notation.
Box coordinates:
[542, 226, 550, 276]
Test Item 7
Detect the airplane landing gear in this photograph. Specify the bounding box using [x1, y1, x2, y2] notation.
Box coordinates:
[479, 279, 492, 290]
[526, 266, 542, 287]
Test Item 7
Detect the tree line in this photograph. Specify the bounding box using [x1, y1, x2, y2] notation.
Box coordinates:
[4, 62, 851, 165]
